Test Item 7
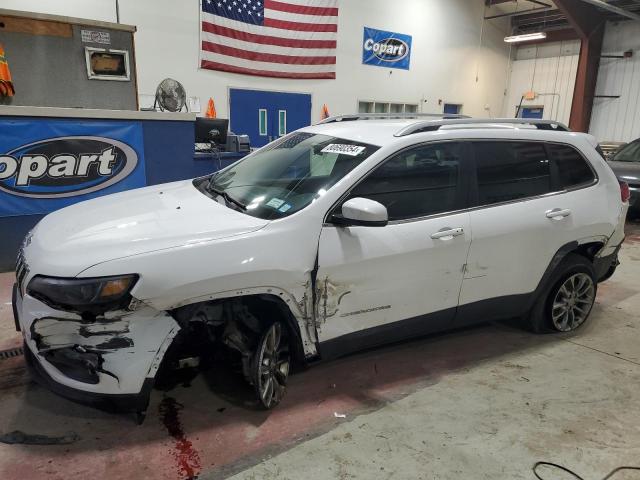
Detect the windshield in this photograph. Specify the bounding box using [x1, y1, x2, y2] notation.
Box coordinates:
[613, 141, 640, 162]
[202, 132, 379, 219]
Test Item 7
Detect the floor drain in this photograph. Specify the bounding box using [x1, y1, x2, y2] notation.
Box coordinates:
[0, 346, 24, 360]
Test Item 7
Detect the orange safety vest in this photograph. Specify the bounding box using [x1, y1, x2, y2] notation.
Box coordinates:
[0, 43, 15, 97]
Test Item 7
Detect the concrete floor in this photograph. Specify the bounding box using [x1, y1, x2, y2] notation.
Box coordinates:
[1, 224, 640, 479]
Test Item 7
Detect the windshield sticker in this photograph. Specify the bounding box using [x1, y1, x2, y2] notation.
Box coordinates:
[278, 203, 292, 213]
[321, 144, 367, 156]
[266, 198, 285, 209]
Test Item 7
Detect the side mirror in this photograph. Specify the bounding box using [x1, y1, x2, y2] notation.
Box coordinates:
[331, 197, 388, 227]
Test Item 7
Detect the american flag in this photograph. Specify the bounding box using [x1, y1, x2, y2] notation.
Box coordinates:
[200, 0, 338, 79]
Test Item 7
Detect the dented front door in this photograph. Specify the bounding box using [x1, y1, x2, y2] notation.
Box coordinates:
[315, 212, 472, 351]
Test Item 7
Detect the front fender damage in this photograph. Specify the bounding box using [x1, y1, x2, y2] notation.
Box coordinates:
[315, 276, 352, 332]
[162, 283, 319, 358]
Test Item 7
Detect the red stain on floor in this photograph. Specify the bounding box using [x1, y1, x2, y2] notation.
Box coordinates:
[624, 233, 640, 244]
[596, 281, 639, 305]
[159, 397, 201, 480]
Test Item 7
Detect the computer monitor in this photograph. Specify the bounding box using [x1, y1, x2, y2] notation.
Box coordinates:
[195, 118, 229, 145]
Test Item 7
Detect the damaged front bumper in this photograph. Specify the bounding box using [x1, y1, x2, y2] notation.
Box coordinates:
[13, 285, 180, 412]
[23, 343, 154, 413]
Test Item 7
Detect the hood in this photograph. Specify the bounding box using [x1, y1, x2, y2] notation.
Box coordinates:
[607, 160, 640, 184]
[26, 180, 269, 276]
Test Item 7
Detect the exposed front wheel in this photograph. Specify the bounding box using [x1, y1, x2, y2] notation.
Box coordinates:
[251, 322, 290, 409]
[529, 253, 597, 333]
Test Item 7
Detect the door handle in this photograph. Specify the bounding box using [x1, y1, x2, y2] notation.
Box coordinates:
[546, 208, 572, 219]
[431, 227, 464, 240]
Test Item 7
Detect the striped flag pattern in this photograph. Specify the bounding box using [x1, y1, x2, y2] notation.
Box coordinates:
[200, 0, 338, 79]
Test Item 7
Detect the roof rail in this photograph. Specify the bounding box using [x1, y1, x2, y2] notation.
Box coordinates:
[317, 113, 470, 124]
[394, 118, 570, 136]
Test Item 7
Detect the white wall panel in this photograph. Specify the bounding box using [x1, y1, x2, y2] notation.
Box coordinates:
[0, 0, 117, 22]
[590, 21, 640, 143]
[1, 0, 512, 122]
[502, 40, 580, 126]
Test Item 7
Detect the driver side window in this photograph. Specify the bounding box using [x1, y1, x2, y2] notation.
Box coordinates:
[348, 142, 464, 221]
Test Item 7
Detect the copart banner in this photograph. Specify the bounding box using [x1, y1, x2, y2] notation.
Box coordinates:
[0, 119, 146, 217]
[362, 27, 412, 70]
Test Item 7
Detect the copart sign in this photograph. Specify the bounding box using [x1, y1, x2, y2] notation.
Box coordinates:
[362, 27, 412, 70]
[0, 120, 146, 217]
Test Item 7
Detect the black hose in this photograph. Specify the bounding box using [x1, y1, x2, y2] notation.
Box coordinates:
[533, 461, 640, 480]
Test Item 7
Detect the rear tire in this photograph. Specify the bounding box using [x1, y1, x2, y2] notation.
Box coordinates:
[528, 253, 597, 333]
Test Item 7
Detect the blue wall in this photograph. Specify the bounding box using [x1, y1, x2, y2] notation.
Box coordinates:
[143, 120, 196, 185]
[0, 213, 46, 271]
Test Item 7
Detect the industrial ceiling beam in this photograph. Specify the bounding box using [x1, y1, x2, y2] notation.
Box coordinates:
[484, 6, 553, 20]
[488, 0, 640, 19]
[513, 12, 569, 31]
[512, 8, 565, 22]
[527, 0, 553, 7]
[555, 0, 603, 38]
[485, 0, 550, 5]
[578, 0, 640, 20]
[485, 0, 554, 10]
[555, 0, 606, 132]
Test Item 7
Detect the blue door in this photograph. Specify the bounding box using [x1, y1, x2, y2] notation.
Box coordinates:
[443, 103, 462, 115]
[229, 89, 312, 148]
[521, 107, 544, 119]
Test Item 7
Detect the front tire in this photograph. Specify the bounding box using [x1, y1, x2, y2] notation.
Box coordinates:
[529, 253, 597, 333]
[251, 322, 290, 409]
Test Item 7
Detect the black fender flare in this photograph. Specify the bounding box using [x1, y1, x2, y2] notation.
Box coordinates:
[527, 240, 588, 313]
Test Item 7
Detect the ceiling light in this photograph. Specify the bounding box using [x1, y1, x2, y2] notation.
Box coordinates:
[504, 32, 547, 43]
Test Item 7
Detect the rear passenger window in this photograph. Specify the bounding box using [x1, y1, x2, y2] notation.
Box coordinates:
[349, 142, 462, 221]
[474, 142, 551, 205]
[547, 144, 595, 188]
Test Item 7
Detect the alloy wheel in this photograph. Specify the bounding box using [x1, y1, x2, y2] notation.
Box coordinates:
[255, 322, 290, 409]
[551, 273, 595, 332]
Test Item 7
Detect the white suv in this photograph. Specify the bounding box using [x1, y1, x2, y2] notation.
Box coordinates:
[13, 116, 628, 418]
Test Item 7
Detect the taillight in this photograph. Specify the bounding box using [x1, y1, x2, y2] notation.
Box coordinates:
[619, 180, 630, 203]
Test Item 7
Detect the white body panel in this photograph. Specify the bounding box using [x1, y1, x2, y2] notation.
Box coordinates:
[28, 180, 269, 278]
[461, 137, 625, 306]
[14, 120, 627, 400]
[461, 183, 609, 304]
[316, 213, 471, 341]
